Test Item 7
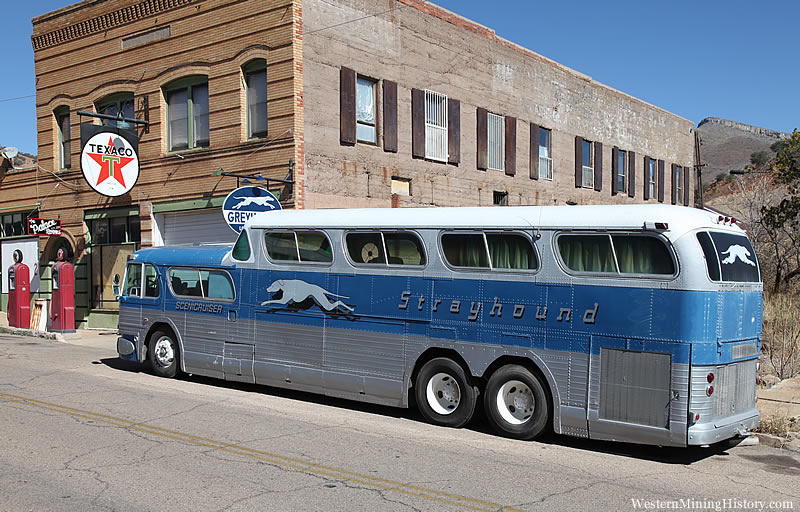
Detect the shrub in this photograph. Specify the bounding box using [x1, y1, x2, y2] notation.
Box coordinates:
[762, 293, 800, 379]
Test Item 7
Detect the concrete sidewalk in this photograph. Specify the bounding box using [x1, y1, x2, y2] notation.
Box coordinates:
[0, 310, 117, 349]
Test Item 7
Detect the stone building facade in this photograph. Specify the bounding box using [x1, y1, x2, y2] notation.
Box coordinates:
[0, 0, 694, 327]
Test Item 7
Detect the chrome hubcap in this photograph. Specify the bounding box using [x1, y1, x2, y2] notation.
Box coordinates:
[496, 380, 534, 425]
[426, 372, 461, 415]
[153, 337, 175, 367]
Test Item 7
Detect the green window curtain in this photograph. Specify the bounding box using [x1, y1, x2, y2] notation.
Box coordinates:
[611, 235, 674, 275]
[558, 235, 617, 273]
[441, 233, 488, 268]
[486, 234, 537, 270]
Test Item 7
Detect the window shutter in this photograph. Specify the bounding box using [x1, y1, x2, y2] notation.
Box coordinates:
[671, 164, 678, 204]
[477, 107, 488, 171]
[611, 146, 619, 195]
[643, 156, 651, 200]
[657, 160, 665, 203]
[684, 163, 691, 205]
[382, 80, 397, 153]
[339, 67, 356, 145]
[628, 150, 636, 198]
[504, 116, 516, 176]
[448, 98, 460, 164]
[530, 123, 539, 179]
[411, 88, 425, 158]
[594, 141, 603, 192]
[574, 136, 583, 188]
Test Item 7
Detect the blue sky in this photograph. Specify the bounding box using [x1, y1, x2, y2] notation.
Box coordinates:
[1, 0, 797, 156]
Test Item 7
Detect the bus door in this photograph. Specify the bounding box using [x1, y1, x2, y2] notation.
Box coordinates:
[212, 269, 253, 384]
[119, 263, 162, 343]
[587, 335, 688, 446]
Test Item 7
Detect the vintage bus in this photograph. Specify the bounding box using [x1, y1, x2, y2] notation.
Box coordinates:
[116, 204, 762, 446]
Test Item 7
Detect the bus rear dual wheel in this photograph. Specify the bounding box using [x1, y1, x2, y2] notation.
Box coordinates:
[415, 359, 548, 440]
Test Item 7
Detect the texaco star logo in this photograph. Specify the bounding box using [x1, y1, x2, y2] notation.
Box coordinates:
[80, 132, 139, 197]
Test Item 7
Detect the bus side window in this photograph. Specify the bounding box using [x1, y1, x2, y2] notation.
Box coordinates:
[384, 232, 426, 266]
[232, 230, 251, 261]
[264, 232, 299, 261]
[201, 270, 235, 300]
[441, 233, 489, 268]
[122, 263, 142, 297]
[486, 233, 538, 270]
[346, 233, 386, 264]
[297, 232, 333, 263]
[169, 268, 202, 297]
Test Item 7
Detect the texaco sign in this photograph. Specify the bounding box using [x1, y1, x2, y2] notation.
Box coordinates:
[80, 132, 140, 197]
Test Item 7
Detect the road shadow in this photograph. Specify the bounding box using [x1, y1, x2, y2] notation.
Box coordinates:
[100, 356, 748, 462]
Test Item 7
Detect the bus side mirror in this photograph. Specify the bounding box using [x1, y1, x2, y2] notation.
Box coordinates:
[112, 273, 121, 299]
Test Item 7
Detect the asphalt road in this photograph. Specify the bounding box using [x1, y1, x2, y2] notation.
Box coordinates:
[1, 333, 798, 512]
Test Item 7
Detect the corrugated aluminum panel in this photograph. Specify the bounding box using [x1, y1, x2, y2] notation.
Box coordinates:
[599, 348, 671, 428]
[714, 359, 756, 417]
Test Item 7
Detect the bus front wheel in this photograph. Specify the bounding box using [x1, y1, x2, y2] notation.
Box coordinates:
[484, 365, 548, 440]
[414, 357, 477, 428]
[148, 330, 179, 379]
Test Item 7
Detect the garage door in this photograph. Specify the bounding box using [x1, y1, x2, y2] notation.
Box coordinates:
[162, 209, 237, 246]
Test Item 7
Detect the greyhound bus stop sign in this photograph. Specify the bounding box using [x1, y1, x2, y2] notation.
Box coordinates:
[222, 186, 281, 233]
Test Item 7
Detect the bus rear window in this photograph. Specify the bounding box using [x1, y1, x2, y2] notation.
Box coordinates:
[696, 231, 760, 283]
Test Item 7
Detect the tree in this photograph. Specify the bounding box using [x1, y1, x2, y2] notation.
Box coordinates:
[761, 130, 800, 292]
[751, 150, 770, 167]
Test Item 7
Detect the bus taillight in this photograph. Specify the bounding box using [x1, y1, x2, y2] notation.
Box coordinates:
[706, 385, 714, 396]
[707, 372, 714, 383]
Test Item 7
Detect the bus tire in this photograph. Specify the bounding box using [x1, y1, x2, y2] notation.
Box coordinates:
[414, 357, 477, 428]
[484, 365, 548, 440]
[148, 330, 179, 378]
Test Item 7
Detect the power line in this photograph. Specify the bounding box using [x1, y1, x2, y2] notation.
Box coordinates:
[0, 94, 35, 104]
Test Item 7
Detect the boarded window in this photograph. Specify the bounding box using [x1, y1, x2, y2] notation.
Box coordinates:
[382, 80, 397, 152]
[340, 67, 356, 145]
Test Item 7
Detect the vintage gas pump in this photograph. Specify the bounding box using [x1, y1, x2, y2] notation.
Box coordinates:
[7, 249, 30, 329]
[50, 247, 75, 333]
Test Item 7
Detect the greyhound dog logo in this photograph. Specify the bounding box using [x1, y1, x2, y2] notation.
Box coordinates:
[720, 244, 756, 267]
[231, 195, 277, 209]
[261, 279, 355, 313]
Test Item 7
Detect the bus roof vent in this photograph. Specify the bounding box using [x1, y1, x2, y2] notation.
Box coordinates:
[644, 221, 669, 231]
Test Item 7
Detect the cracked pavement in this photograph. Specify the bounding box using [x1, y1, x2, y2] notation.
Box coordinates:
[0, 332, 798, 511]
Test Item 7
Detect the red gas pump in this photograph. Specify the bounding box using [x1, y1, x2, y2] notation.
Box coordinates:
[8, 249, 30, 329]
[51, 247, 75, 333]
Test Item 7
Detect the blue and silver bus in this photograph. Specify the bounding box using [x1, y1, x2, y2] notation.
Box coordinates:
[116, 204, 762, 446]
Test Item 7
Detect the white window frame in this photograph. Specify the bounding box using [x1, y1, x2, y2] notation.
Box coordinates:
[424, 90, 448, 162]
[648, 158, 656, 198]
[487, 113, 504, 171]
[356, 76, 377, 144]
[539, 128, 552, 180]
[582, 139, 594, 188]
[618, 149, 628, 194]
[676, 165, 684, 201]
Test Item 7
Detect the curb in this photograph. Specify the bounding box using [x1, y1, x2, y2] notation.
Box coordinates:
[0, 326, 65, 343]
[754, 432, 800, 452]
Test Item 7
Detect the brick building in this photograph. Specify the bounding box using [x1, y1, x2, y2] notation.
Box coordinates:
[0, 0, 695, 327]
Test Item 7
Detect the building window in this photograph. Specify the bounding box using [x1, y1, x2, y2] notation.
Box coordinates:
[487, 113, 504, 171]
[165, 76, 209, 151]
[582, 139, 594, 188]
[617, 149, 628, 194]
[55, 107, 70, 170]
[1, 210, 39, 238]
[96, 93, 134, 127]
[356, 76, 376, 143]
[243, 59, 267, 139]
[391, 177, 411, 196]
[539, 128, 552, 180]
[648, 158, 656, 199]
[675, 165, 684, 203]
[424, 90, 448, 162]
[493, 191, 508, 206]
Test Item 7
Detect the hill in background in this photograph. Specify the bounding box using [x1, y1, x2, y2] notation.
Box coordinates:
[696, 117, 790, 186]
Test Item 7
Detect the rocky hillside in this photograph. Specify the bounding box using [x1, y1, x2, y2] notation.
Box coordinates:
[696, 117, 790, 186]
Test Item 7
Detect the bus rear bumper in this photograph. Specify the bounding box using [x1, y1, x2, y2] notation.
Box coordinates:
[687, 410, 760, 446]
